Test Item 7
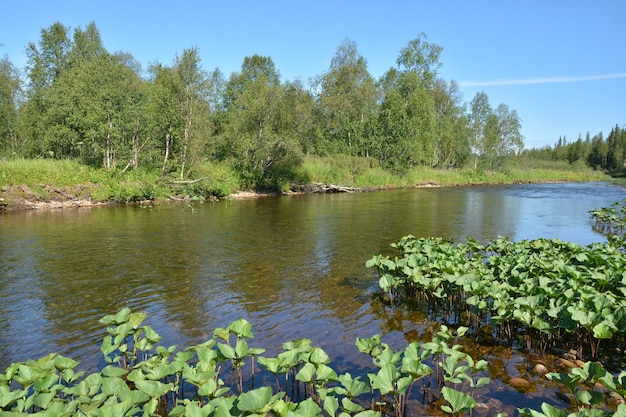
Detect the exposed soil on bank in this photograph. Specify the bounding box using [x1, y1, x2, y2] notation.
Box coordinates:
[0, 182, 368, 211]
[0, 184, 107, 211]
[0, 179, 571, 212]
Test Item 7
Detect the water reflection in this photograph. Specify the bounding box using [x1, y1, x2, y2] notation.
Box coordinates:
[0, 182, 623, 375]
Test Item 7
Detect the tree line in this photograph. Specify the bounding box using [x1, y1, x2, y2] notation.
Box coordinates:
[523, 126, 626, 175]
[2, 21, 529, 190]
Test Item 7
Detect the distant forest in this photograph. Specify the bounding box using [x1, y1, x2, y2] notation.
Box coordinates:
[0, 22, 624, 189]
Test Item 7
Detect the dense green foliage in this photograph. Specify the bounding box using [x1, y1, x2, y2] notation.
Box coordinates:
[0, 308, 488, 416]
[0, 155, 608, 208]
[367, 235, 626, 362]
[0, 22, 561, 192]
[590, 199, 626, 237]
[523, 126, 626, 176]
[3, 308, 626, 417]
[0, 158, 240, 205]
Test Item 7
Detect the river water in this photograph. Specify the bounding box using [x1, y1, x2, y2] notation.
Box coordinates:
[0, 182, 624, 412]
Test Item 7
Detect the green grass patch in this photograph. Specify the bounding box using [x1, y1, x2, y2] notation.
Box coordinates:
[0, 158, 244, 206]
[299, 155, 611, 190]
[0, 158, 104, 187]
[0, 156, 613, 209]
[174, 160, 241, 197]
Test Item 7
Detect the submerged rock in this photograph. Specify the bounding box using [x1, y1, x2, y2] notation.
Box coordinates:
[555, 358, 578, 370]
[509, 377, 530, 389]
[534, 363, 549, 375]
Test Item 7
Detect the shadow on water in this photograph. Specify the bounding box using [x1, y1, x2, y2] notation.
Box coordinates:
[0, 182, 624, 413]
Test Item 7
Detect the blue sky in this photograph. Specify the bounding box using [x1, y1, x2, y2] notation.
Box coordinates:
[1, 0, 624, 149]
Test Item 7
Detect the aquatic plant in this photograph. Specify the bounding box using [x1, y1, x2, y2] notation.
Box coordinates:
[0, 309, 489, 416]
[367, 235, 626, 361]
[2, 308, 626, 416]
[590, 199, 626, 238]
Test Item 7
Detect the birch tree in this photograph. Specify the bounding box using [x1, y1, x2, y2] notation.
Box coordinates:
[0, 56, 21, 151]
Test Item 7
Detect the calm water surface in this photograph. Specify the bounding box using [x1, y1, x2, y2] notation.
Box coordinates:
[0, 182, 623, 412]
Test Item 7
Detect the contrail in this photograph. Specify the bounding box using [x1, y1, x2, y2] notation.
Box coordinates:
[458, 72, 626, 87]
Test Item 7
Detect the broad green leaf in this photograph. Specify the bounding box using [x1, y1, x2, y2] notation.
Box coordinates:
[441, 405, 454, 414]
[276, 350, 300, 370]
[373, 344, 401, 367]
[293, 397, 322, 417]
[30, 392, 54, 410]
[128, 312, 147, 329]
[378, 275, 396, 293]
[355, 335, 381, 356]
[575, 253, 589, 262]
[211, 396, 237, 417]
[338, 373, 370, 397]
[282, 338, 312, 351]
[402, 356, 433, 379]
[441, 387, 476, 414]
[537, 403, 567, 417]
[135, 379, 173, 397]
[323, 395, 339, 416]
[456, 326, 469, 338]
[248, 347, 266, 356]
[592, 322, 613, 339]
[309, 347, 331, 365]
[100, 376, 131, 397]
[531, 316, 553, 334]
[196, 346, 219, 367]
[91, 399, 135, 417]
[258, 356, 281, 374]
[100, 335, 118, 356]
[237, 386, 273, 412]
[295, 363, 316, 383]
[341, 397, 364, 412]
[473, 377, 490, 388]
[14, 364, 46, 386]
[101, 365, 128, 378]
[396, 376, 414, 394]
[213, 327, 230, 341]
[0, 385, 29, 408]
[273, 398, 297, 417]
[33, 371, 58, 392]
[613, 404, 626, 417]
[576, 389, 604, 406]
[546, 372, 580, 393]
[513, 309, 532, 326]
[569, 308, 597, 327]
[228, 318, 253, 339]
[143, 325, 163, 343]
[371, 363, 397, 395]
[52, 355, 80, 371]
[100, 308, 131, 325]
[316, 364, 338, 381]
[235, 339, 249, 358]
[217, 343, 236, 360]
[118, 388, 150, 404]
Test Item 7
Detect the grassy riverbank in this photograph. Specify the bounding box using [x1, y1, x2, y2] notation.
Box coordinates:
[0, 156, 612, 210]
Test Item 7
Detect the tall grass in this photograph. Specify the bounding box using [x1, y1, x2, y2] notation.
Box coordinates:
[0, 158, 105, 187]
[0, 155, 612, 208]
[299, 155, 611, 189]
[0, 158, 241, 203]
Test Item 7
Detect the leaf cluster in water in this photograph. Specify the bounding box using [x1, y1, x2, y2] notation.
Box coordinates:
[367, 235, 626, 362]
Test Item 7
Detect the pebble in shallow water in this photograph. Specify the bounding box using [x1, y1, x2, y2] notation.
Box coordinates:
[534, 363, 548, 375]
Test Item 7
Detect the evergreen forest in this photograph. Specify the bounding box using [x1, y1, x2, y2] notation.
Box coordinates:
[0, 21, 624, 194]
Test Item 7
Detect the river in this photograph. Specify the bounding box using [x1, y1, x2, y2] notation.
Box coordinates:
[0, 181, 624, 412]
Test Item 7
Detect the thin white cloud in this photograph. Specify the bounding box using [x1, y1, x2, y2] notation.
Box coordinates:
[458, 73, 626, 87]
